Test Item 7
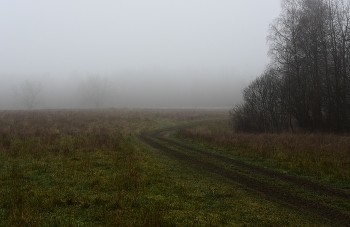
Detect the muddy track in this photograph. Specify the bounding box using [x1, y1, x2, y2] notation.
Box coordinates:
[157, 136, 350, 200]
[139, 122, 350, 226]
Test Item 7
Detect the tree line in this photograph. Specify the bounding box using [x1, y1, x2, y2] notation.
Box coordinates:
[13, 75, 107, 110]
[231, 0, 350, 133]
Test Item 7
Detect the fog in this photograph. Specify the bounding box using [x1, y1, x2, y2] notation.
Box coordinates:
[0, 0, 280, 109]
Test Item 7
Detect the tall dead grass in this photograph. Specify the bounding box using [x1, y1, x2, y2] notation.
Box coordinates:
[0, 108, 228, 226]
[178, 122, 350, 181]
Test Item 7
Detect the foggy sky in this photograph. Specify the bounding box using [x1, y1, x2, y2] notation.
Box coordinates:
[0, 0, 281, 109]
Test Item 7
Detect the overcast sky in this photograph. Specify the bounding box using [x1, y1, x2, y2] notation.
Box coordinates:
[0, 0, 281, 109]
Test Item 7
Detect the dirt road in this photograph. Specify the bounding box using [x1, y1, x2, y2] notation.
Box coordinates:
[139, 121, 350, 226]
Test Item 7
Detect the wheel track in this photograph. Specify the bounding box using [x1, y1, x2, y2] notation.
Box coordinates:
[157, 135, 350, 200]
[139, 122, 350, 226]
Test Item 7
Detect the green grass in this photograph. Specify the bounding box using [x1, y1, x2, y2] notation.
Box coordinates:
[177, 119, 350, 186]
[0, 109, 338, 226]
[0, 135, 144, 226]
[138, 139, 329, 226]
[150, 129, 350, 220]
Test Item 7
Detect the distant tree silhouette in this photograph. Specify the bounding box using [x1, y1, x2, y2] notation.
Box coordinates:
[79, 75, 108, 108]
[13, 79, 43, 110]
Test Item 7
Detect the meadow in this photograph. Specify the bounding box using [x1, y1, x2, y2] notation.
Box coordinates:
[177, 120, 350, 184]
[0, 109, 349, 226]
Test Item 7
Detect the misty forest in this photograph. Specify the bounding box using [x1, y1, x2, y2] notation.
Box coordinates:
[232, 0, 350, 133]
[1, 0, 350, 226]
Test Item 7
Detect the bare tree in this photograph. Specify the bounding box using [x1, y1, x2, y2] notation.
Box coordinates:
[13, 79, 43, 110]
[231, 67, 285, 133]
[79, 75, 108, 108]
[232, 0, 350, 133]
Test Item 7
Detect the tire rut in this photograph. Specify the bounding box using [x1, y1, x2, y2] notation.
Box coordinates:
[139, 123, 350, 226]
[157, 135, 350, 201]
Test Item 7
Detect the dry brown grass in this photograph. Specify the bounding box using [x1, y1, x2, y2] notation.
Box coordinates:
[0, 108, 227, 135]
[178, 120, 350, 182]
[0, 109, 336, 226]
[0, 108, 229, 226]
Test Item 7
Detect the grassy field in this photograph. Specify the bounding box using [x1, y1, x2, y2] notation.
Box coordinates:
[0, 109, 349, 226]
[177, 120, 350, 184]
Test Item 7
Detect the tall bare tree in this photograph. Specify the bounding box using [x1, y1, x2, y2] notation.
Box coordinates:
[232, 0, 350, 133]
[79, 75, 108, 108]
[267, 0, 350, 132]
[13, 79, 43, 110]
[230, 67, 285, 132]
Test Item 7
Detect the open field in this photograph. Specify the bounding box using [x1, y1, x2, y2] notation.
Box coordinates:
[177, 120, 350, 183]
[0, 109, 349, 226]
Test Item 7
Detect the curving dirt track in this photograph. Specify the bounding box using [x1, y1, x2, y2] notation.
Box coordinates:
[139, 121, 350, 226]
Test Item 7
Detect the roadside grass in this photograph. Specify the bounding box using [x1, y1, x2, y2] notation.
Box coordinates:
[0, 108, 231, 226]
[139, 136, 331, 226]
[0, 109, 336, 226]
[177, 119, 350, 187]
[153, 134, 350, 216]
[139, 138, 329, 226]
